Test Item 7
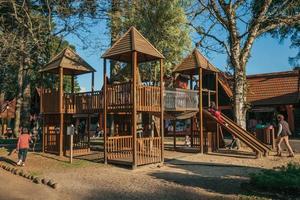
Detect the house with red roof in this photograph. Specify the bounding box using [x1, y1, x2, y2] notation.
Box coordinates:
[246, 70, 300, 135]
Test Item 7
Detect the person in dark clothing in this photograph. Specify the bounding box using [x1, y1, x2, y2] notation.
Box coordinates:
[276, 114, 294, 157]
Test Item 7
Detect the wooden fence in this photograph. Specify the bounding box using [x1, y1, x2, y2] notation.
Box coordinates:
[107, 82, 132, 111]
[107, 135, 133, 160]
[106, 136, 162, 166]
[137, 137, 161, 165]
[137, 86, 161, 112]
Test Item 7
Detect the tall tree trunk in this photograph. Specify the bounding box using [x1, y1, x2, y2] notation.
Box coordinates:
[233, 67, 247, 129]
[21, 71, 31, 128]
[14, 58, 24, 137]
[109, 0, 122, 80]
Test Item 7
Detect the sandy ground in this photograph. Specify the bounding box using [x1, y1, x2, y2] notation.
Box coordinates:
[0, 146, 299, 200]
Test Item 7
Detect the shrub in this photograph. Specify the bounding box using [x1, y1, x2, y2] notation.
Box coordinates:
[249, 162, 300, 195]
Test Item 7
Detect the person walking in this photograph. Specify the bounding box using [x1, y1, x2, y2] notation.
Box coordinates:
[16, 127, 32, 166]
[276, 114, 294, 157]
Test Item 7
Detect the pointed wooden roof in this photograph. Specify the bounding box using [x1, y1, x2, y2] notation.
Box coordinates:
[102, 26, 164, 63]
[173, 49, 219, 75]
[40, 47, 96, 75]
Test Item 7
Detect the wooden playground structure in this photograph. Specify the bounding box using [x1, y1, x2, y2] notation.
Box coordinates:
[40, 27, 271, 169]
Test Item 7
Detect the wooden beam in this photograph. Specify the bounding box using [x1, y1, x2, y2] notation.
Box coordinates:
[160, 59, 164, 163]
[215, 72, 220, 150]
[132, 51, 138, 169]
[190, 74, 193, 147]
[103, 59, 108, 164]
[173, 120, 176, 150]
[92, 72, 95, 92]
[198, 68, 203, 153]
[71, 75, 74, 94]
[40, 73, 44, 114]
[59, 67, 64, 156]
[40, 73, 44, 153]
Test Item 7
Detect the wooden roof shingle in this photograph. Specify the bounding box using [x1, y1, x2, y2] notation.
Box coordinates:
[40, 47, 96, 75]
[173, 49, 219, 74]
[102, 26, 164, 63]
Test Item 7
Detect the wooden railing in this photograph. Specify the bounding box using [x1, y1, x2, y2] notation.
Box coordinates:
[137, 137, 161, 165]
[42, 83, 163, 113]
[64, 93, 76, 113]
[107, 82, 132, 110]
[164, 88, 198, 111]
[42, 89, 59, 113]
[107, 136, 133, 160]
[137, 86, 161, 112]
[74, 91, 103, 113]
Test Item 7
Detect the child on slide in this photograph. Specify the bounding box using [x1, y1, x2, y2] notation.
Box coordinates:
[208, 102, 228, 127]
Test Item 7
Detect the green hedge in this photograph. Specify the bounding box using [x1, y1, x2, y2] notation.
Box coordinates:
[249, 163, 300, 195]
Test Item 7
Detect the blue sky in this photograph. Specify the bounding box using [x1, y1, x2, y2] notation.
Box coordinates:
[65, 22, 298, 91]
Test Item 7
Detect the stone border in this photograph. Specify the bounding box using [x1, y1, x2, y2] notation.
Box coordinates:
[0, 163, 58, 189]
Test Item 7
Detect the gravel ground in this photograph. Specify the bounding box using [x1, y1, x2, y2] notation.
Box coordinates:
[0, 146, 299, 200]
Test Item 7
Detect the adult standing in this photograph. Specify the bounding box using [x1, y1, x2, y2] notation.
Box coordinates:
[276, 114, 294, 157]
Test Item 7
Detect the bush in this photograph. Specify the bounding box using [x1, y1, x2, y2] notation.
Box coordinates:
[249, 163, 300, 195]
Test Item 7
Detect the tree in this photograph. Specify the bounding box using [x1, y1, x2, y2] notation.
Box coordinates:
[189, 0, 300, 128]
[0, 0, 108, 136]
[265, 1, 300, 67]
[108, 0, 192, 82]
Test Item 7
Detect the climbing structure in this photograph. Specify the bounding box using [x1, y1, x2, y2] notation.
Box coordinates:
[40, 47, 97, 156]
[40, 27, 270, 165]
[102, 27, 165, 168]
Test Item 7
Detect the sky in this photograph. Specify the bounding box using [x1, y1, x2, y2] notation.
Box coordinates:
[65, 21, 298, 92]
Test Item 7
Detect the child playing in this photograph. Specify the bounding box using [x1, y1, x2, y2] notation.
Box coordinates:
[184, 135, 191, 147]
[16, 127, 32, 167]
[208, 102, 228, 126]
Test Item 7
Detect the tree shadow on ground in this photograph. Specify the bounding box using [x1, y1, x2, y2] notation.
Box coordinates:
[73, 151, 103, 163]
[84, 185, 230, 200]
[149, 158, 269, 198]
[32, 152, 70, 164]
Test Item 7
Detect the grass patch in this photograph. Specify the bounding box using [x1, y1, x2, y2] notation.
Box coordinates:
[28, 170, 43, 177]
[59, 159, 94, 169]
[246, 162, 300, 197]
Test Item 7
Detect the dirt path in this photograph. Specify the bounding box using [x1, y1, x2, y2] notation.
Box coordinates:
[1, 148, 299, 200]
[0, 170, 66, 200]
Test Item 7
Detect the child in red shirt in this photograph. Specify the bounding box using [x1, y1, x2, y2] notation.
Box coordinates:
[17, 128, 31, 166]
[208, 102, 228, 126]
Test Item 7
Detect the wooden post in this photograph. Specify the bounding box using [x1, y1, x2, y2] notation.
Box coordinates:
[215, 72, 219, 150]
[198, 68, 203, 153]
[70, 134, 73, 164]
[132, 51, 138, 169]
[103, 59, 108, 164]
[173, 120, 176, 150]
[71, 75, 74, 93]
[40, 73, 44, 114]
[160, 59, 164, 163]
[40, 73, 45, 152]
[92, 72, 95, 92]
[59, 67, 64, 156]
[91, 72, 95, 112]
[190, 74, 193, 147]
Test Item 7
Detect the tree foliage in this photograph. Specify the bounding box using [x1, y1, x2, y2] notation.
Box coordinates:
[108, 0, 192, 82]
[0, 0, 107, 135]
[189, 0, 300, 127]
